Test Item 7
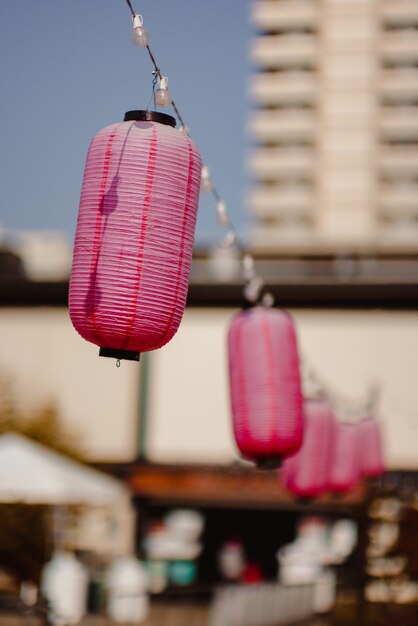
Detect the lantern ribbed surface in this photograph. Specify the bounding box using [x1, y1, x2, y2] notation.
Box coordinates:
[227, 307, 304, 467]
[69, 115, 201, 357]
[359, 417, 385, 478]
[281, 399, 336, 498]
[329, 423, 361, 493]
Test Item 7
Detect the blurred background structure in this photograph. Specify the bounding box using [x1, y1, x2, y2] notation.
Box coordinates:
[249, 0, 418, 251]
[0, 0, 418, 624]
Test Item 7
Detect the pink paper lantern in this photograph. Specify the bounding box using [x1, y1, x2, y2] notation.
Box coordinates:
[329, 422, 361, 493]
[358, 417, 385, 478]
[281, 399, 336, 498]
[227, 306, 304, 468]
[69, 111, 201, 361]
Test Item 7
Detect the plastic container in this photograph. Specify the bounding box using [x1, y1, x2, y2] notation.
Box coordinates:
[106, 556, 149, 624]
[41, 551, 88, 625]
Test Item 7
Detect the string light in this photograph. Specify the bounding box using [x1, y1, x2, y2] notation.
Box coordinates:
[131, 14, 150, 47]
[122, 0, 379, 414]
[221, 231, 237, 249]
[200, 166, 213, 194]
[122, 0, 271, 307]
[216, 200, 228, 226]
[302, 360, 380, 423]
[155, 76, 172, 107]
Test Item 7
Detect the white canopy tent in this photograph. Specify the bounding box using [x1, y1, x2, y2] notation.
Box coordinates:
[0, 432, 129, 505]
[0, 432, 134, 555]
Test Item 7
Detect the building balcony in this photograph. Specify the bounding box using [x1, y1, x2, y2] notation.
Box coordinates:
[249, 109, 316, 143]
[251, 0, 318, 31]
[251, 34, 317, 69]
[381, 107, 418, 141]
[250, 71, 316, 106]
[249, 146, 315, 179]
[251, 219, 314, 250]
[381, 69, 418, 103]
[380, 146, 418, 175]
[382, 0, 418, 27]
[378, 216, 418, 246]
[382, 31, 418, 64]
[379, 183, 418, 217]
[250, 183, 313, 218]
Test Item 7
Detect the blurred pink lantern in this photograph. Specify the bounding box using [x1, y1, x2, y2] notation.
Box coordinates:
[329, 423, 361, 493]
[227, 306, 304, 468]
[358, 417, 385, 478]
[281, 399, 336, 498]
[69, 110, 201, 361]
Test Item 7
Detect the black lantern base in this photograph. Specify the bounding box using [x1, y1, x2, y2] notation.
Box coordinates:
[99, 347, 141, 362]
[256, 457, 283, 470]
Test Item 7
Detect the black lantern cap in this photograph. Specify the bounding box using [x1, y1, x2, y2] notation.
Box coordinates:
[124, 110, 176, 127]
[99, 347, 140, 362]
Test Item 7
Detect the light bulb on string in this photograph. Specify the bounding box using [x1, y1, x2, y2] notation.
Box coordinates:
[242, 254, 255, 280]
[155, 76, 172, 108]
[221, 231, 237, 249]
[216, 200, 228, 225]
[244, 275, 264, 303]
[200, 166, 213, 193]
[131, 14, 150, 48]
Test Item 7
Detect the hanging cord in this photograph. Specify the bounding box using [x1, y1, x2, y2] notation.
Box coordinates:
[302, 358, 380, 422]
[124, 0, 135, 17]
[124, 1, 271, 307]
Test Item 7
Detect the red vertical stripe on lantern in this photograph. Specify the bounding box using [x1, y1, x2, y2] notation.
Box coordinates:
[121, 124, 158, 346]
[262, 312, 279, 442]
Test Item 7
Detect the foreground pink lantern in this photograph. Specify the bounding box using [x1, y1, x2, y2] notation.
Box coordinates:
[281, 399, 336, 498]
[227, 306, 304, 468]
[358, 417, 385, 478]
[329, 422, 361, 493]
[69, 110, 202, 361]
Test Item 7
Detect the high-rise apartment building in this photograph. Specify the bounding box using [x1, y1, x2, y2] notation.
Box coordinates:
[248, 0, 418, 253]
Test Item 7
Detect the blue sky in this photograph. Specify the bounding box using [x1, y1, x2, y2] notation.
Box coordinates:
[0, 0, 252, 248]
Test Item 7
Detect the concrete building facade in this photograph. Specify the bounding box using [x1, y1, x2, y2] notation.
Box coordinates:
[249, 0, 418, 252]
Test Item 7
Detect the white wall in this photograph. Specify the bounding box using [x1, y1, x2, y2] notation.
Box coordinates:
[0, 308, 139, 461]
[147, 309, 237, 465]
[1, 305, 417, 470]
[146, 307, 418, 470]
